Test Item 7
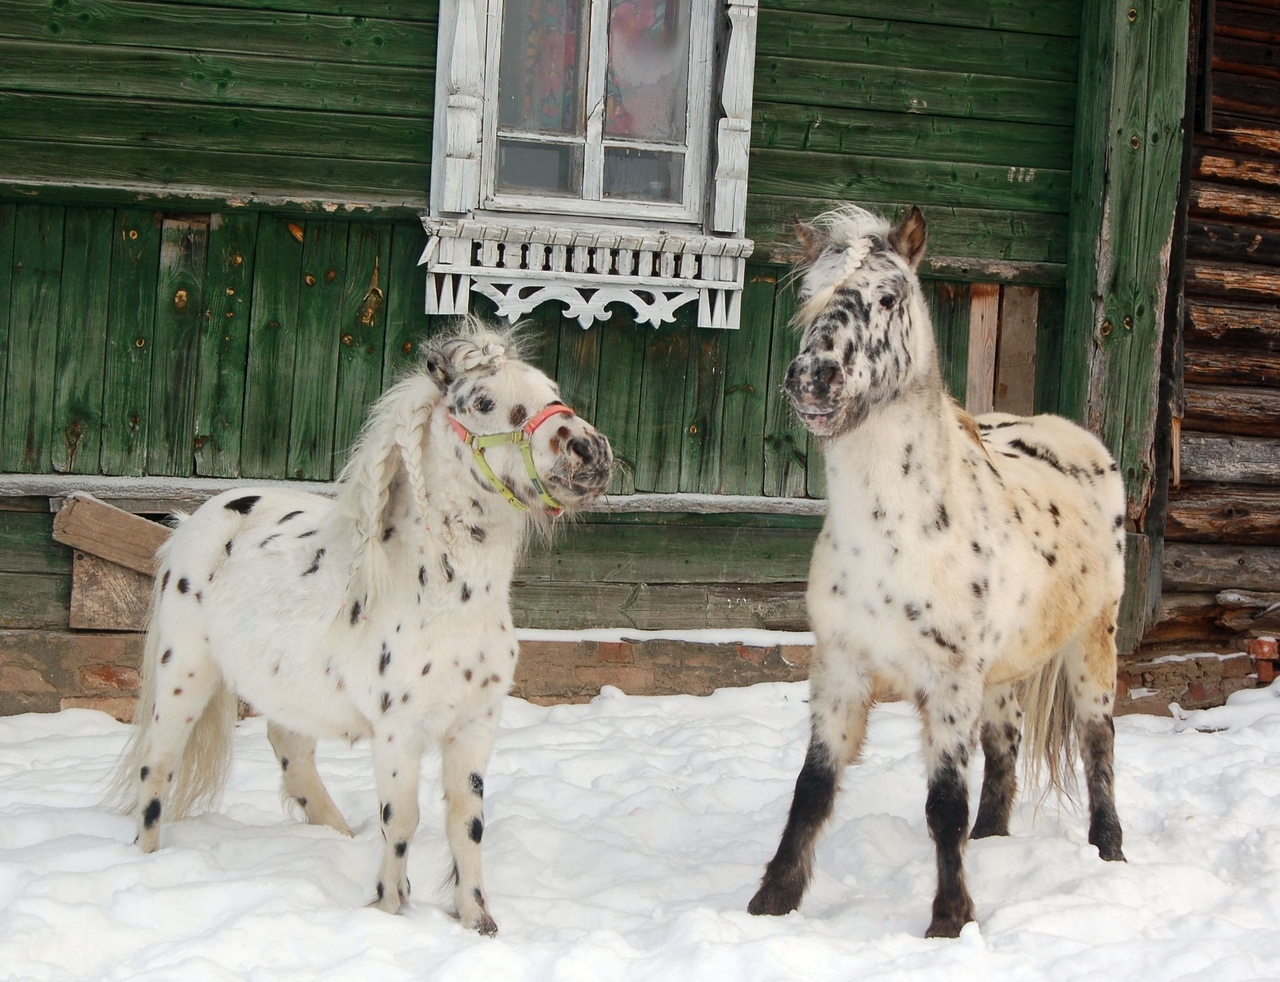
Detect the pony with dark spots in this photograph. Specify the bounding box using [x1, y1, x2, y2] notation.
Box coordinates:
[110, 317, 611, 938]
[750, 206, 1127, 938]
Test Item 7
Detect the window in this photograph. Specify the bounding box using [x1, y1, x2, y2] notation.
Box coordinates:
[424, 0, 758, 328]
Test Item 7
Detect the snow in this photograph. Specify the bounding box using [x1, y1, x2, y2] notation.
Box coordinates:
[4, 681, 1280, 981]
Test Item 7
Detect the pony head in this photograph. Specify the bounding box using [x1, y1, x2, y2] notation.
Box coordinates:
[785, 205, 932, 438]
[425, 318, 612, 513]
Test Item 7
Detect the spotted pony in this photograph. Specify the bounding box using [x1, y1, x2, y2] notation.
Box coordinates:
[113, 317, 611, 935]
[748, 206, 1127, 937]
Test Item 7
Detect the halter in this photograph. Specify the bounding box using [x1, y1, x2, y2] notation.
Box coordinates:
[448, 403, 575, 516]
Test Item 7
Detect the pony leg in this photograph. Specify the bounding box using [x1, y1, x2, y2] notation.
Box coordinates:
[134, 638, 224, 853]
[971, 684, 1022, 839]
[368, 725, 426, 915]
[1067, 613, 1125, 862]
[266, 722, 354, 836]
[919, 687, 982, 938]
[748, 664, 873, 916]
[441, 709, 500, 936]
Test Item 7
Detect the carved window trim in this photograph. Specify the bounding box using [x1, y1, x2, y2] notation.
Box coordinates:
[424, 0, 758, 329]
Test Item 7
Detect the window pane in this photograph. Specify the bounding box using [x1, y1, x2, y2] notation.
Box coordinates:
[498, 0, 589, 135]
[603, 147, 683, 202]
[605, 0, 691, 143]
[498, 139, 584, 194]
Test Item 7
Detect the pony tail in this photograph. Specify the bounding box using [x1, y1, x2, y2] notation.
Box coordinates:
[1019, 657, 1078, 799]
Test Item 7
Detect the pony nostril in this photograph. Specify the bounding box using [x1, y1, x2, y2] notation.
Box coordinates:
[568, 437, 593, 463]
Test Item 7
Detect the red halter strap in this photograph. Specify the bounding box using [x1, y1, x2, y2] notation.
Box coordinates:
[447, 403, 576, 514]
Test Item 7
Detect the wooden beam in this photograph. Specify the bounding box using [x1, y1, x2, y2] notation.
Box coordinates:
[52, 493, 170, 575]
[70, 553, 151, 631]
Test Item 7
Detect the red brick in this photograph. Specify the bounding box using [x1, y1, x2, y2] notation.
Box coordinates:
[79, 664, 141, 691]
[597, 642, 633, 665]
[736, 644, 770, 666]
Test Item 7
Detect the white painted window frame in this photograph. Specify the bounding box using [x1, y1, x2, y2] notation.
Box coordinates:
[425, 0, 758, 329]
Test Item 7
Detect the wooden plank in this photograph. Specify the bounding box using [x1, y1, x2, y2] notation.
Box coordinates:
[510, 581, 809, 631]
[593, 321, 645, 496]
[1183, 345, 1280, 385]
[0, 40, 432, 117]
[147, 216, 209, 476]
[141, 0, 437, 20]
[749, 149, 1069, 215]
[517, 523, 816, 585]
[51, 207, 113, 475]
[1, 204, 63, 474]
[0, 140, 431, 213]
[287, 220, 350, 481]
[1164, 542, 1280, 591]
[754, 10, 1080, 82]
[100, 209, 162, 476]
[746, 195, 1069, 267]
[52, 493, 171, 575]
[1166, 483, 1280, 544]
[1193, 148, 1280, 191]
[757, 0, 1083, 38]
[752, 103, 1074, 171]
[927, 279, 971, 404]
[193, 212, 259, 478]
[1182, 383, 1280, 436]
[762, 276, 809, 497]
[1212, 73, 1280, 122]
[69, 553, 151, 632]
[0, 92, 432, 163]
[1185, 298, 1280, 348]
[554, 313, 602, 431]
[965, 283, 1000, 413]
[382, 221, 433, 383]
[634, 316, 691, 492]
[239, 216, 304, 479]
[0, 571, 70, 630]
[1194, 124, 1280, 159]
[0, 511, 72, 575]
[680, 324, 727, 494]
[1033, 287, 1067, 414]
[333, 222, 393, 471]
[1180, 431, 1280, 483]
[1184, 259, 1280, 303]
[0, 204, 14, 437]
[718, 266, 777, 495]
[754, 56, 1077, 127]
[994, 284, 1039, 414]
[0, 0, 437, 68]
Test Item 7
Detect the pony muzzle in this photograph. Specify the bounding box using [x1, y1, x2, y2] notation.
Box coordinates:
[449, 404, 576, 515]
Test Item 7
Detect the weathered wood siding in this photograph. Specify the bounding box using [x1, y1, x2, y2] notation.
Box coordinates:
[0, 0, 436, 211]
[1149, 0, 1280, 648]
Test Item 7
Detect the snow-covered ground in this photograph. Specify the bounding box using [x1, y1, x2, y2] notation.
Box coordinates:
[3, 680, 1280, 981]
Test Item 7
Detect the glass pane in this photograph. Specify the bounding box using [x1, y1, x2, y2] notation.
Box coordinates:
[498, 0, 589, 135]
[605, 0, 691, 142]
[603, 147, 683, 202]
[498, 139, 584, 194]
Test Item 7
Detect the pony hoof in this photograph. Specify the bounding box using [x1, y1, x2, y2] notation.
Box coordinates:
[469, 912, 498, 937]
[969, 822, 1009, 840]
[925, 901, 975, 939]
[747, 884, 800, 917]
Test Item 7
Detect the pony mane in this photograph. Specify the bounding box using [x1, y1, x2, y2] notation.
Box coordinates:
[795, 205, 894, 328]
[332, 316, 526, 612]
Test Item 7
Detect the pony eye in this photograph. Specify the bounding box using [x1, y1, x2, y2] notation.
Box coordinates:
[879, 295, 895, 309]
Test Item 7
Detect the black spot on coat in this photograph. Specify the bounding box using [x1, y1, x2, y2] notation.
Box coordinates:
[225, 495, 260, 515]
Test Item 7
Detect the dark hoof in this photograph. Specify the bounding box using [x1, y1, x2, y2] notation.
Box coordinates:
[474, 912, 498, 937]
[1097, 844, 1126, 862]
[969, 821, 1009, 840]
[748, 882, 801, 917]
[925, 897, 975, 939]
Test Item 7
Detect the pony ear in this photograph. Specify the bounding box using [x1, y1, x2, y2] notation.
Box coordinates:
[425, 348, 454, 391]
[794, 219, 828, 265]
[888, 206, 928, 269]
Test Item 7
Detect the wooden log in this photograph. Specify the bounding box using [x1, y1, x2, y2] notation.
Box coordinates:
[1184, 258, 1280, 303]
[1140, 592, 1233, 644]
[1212, 73, 1280, 123]
[1185, 220, 1280, 265]
[1193, 149, 1280, 192]
[1189, 181, 1280, 228]
[52, 493, 171, 575]
[1166, 482, 1280, 543]
[1185, 298, 1280, 348]
[70, 553, 151, 632]
[1180, 431, 1280, 483]
[1194, 123, 1280, 158]
[1182, 383, 1280, 437]
[1183, 345, 1280, 385]
[1163, 542, 1280, 592]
